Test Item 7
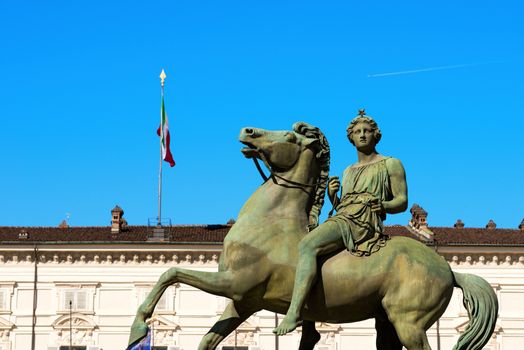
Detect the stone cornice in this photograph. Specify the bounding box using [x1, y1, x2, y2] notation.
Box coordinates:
[441, 253, 524, 267]
[0, 250, 221, 266]
[1, 249, 524, 267]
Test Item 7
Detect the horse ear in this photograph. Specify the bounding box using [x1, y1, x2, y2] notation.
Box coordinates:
[302, 137, 327, 159]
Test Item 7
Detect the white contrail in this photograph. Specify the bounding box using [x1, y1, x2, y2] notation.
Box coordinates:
[367, 62, 495, 78]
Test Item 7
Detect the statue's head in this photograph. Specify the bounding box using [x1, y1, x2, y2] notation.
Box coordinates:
[346, 109, 382, 146]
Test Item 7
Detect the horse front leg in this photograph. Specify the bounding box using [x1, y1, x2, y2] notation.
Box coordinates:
[198, 301, 259, 350]
[128, 267, 235, 347]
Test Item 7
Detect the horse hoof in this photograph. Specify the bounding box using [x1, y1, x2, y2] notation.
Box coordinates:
[128, 322, 149, 348]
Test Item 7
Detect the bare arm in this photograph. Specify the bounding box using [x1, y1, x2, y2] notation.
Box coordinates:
[382, 157, 408, 214]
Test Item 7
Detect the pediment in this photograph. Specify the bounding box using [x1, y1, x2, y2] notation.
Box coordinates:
[52, 313, 97, 330]
[316, 322, 342, 332]
[147, 315, 180, 331]
[0, 316, 14, 330]
[222, 319, 258, 346]
[237, 317, 258, 331]
[296, 322, 341, 333]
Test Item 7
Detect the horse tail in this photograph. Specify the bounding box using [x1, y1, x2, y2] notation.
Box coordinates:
[452, 271, 498, 350]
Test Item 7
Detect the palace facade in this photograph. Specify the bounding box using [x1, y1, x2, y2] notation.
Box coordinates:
[0, 205, 523, 350]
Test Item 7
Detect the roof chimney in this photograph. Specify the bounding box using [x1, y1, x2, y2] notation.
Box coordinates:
[519, 219, 524, 231]
[410, 204, 428, 230]
[408, 204, 433, 240]
[18, 230, 28, 240]
[486, 219, 497, 230]
[111, 205, 125, 233]
[58, 220, 69, 229]
[454, 219, 465, 229]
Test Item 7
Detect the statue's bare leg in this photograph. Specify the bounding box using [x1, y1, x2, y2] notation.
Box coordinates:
[298, 320, 321, 350]
[128, 268, 235, 346]
[274, 221, 345, 335]
[198, 301, 258, 350]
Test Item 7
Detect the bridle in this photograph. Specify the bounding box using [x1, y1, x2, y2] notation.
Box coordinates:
[251, 148, 321, 189]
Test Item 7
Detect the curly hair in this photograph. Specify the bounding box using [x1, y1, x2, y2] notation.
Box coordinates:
[346, 115, 382, 146]
[292, 122, 330, 231]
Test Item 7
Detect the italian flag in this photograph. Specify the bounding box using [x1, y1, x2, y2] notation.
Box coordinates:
[157, 95, 175, 167]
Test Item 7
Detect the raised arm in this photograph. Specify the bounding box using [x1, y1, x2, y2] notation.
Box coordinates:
[383, 157, 408, 214]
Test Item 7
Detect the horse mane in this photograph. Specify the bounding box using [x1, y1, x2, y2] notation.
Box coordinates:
[292, 122, 330, 231]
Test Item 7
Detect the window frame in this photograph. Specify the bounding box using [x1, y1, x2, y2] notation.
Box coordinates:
[137, 285, 176, 315]
[0, 283, 14, 315]
[55, 283, 96, 315]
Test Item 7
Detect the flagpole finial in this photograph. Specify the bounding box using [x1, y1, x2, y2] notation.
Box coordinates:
[159, 69, 167, 87]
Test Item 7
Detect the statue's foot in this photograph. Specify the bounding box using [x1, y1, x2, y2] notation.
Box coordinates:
[273, 315, 301, 336]
[127, 319, 150, 348]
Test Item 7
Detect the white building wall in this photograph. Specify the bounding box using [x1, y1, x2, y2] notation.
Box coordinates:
[0, 246, 523, 350]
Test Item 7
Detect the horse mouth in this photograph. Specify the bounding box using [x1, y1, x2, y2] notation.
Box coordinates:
[240, 141, 259, 158]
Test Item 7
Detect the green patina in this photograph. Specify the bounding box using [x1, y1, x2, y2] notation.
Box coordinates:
[128, 116, 498, 350]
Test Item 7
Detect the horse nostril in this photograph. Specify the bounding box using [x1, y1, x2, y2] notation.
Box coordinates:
[242, 127, 261, 138]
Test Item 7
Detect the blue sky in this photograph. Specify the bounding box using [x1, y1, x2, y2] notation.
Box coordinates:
[0, 0, 522, 229]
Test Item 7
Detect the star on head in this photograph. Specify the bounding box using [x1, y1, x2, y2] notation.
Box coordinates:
[358, 108, 366, 116]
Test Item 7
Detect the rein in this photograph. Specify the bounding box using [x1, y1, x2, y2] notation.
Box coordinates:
[252, 157, 269, 182]
[251, 149, 321, 189]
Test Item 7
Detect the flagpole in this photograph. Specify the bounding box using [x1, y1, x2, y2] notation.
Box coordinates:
[158, 69, 166, 227]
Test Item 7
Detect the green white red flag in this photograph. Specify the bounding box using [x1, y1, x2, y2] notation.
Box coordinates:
[157, 95, 175, 167]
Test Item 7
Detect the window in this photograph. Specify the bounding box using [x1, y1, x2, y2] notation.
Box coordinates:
[156, 291, 168, 311]
[55, 283, 96, 314]
[61, 289, 89, 312]
[139, 287, 173, 313]
[0, 290, 8, 311]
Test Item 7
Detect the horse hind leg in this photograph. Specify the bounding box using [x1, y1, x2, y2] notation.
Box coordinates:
[383, 297, 433, 350]
[198, 301, 258, 350]
[375, 318, 402, 350]
[298, 320, 321, 350]
[393, 323, 432, 350]
[381, 274, 451, 350]
[384, 311, 432, 350]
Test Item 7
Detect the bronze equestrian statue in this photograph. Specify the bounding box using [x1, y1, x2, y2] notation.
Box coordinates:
[127, 116, 497, 350]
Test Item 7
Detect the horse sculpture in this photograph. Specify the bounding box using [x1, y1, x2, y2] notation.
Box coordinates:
[128, 122, 498, 350]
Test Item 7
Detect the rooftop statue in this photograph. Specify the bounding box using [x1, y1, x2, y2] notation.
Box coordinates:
[127, 114, 498, 350]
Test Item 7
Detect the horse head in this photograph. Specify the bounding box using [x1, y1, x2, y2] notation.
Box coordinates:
[239, 122, 330, 229]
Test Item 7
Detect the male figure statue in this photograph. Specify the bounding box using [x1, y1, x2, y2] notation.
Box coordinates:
[274, 109, 408, 335]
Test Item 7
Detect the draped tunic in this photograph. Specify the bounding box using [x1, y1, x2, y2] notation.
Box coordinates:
[328, 157, 393, 255]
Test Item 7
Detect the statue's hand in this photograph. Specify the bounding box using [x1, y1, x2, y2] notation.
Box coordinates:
[328, 176, 340, 198]
[370, 198, 385, 214]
